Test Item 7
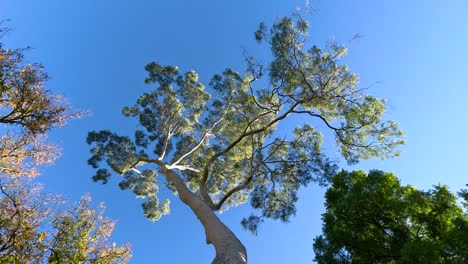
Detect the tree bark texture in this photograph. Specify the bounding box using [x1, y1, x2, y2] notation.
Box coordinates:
[161, 167, 247, 264]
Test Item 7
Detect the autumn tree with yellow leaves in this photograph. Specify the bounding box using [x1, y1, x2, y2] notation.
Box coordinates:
[0, 177, 131, 263]
[0, 25, 131, 263]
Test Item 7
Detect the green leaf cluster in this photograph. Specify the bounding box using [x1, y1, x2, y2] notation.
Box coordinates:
[313, 170, 468, 263]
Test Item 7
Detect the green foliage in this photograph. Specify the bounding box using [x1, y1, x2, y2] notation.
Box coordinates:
[458, 185, 468, 211]
[48, 196, 131, 264]
[87, 15, 403, 229]
[313, 170, 468, 263]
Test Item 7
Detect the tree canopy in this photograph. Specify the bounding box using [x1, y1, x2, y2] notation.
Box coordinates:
[0, 25, 131, 263]
[313, 170, 468, 263]
[87, 15, 403, 232]
[0, 26, 80, 178]
[0, 177, 131, 263]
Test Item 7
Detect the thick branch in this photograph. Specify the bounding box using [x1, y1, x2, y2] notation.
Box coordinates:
[215, 175, 253, 211]
[291, 110, 341, 131]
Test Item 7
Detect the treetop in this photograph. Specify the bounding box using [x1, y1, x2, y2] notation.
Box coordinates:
[87, 15, 404, 227]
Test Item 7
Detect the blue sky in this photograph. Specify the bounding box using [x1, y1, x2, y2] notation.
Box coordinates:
[2, 0, 468, 263]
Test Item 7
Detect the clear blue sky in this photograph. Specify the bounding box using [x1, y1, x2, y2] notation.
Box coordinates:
[2, 0, 467, 263]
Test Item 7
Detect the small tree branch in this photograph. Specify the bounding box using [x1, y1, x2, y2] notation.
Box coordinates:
[158, 129, 172, 161]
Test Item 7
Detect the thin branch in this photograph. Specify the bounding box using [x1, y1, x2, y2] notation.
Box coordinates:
[246, 65, 272, 111]
[260, 137, 289, 164]
[157, 127, 172, 161]
[291, 110, 341, 131]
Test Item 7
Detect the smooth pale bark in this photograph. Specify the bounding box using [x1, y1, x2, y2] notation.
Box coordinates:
[161, 166, 247, 264]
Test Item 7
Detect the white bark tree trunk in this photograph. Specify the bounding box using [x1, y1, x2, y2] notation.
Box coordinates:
[161, 167, 247, 264]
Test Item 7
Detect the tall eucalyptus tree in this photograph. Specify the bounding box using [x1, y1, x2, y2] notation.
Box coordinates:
[87, 15, 404, 263]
